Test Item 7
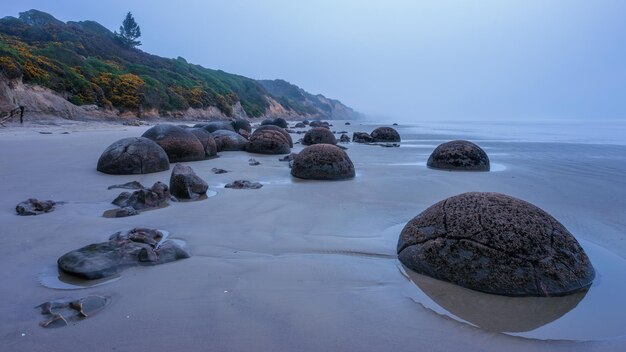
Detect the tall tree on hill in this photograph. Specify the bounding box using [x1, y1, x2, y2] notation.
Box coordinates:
[115, 12, 141, 48]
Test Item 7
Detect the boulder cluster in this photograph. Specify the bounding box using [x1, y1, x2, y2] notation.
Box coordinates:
[97, 119, 258, 175]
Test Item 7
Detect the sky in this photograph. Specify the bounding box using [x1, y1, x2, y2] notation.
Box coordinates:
[1, 0, 625, 121]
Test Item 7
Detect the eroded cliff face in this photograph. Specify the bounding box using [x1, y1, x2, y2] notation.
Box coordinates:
[0, 77, 87, 119]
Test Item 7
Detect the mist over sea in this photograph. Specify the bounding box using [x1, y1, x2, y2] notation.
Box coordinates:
[387, 119, 626, 146]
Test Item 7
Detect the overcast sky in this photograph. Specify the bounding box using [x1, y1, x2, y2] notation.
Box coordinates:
[2, 1, 625, 121]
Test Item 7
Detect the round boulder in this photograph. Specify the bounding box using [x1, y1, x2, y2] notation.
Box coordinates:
[141, 124, 205, 162]
[247, 129, 291, 154]
[261, 117, 288, 128]
[397, 192, 595, 297]
[371, 126, 401, 142]
[254, 125, 293, 147]
[211, 130, 249, 151]
[188, 128, 218, 157]
[427, 140, 490, 171]
[303, 127, 337, 146]
[291, 144, 355, 180]
[195, 121, 235, 133]
[97, 137, 170, 175]
[233, 118, 252, 133]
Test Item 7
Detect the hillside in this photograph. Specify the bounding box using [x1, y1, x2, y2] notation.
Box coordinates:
[0, 9, 358, 120]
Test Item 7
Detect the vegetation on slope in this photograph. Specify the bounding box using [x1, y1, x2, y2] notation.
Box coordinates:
[0, 9, 355, 118]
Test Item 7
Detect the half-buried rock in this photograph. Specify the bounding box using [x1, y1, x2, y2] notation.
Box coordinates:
[97, 137, 170, 175]
[169, 164, 208, 200]
[303, 127, 337, 146]
[397, 192, 595, 297]
[247, 129, 291, 154]
[291, 144, 355, 180]
[371, 126, 401, 142]
[427, 140, 490, 171]
[142, 124, 205, 162]
[58, 228, 190, 280]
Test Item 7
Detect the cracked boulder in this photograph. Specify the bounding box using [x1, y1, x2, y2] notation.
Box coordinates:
[97, 137, 170, 175]
[397, 192, 595, 297]
[169, 164, 208, 200]
[291, 144, 355, 180]
[247, 129, 291, 154]
[142, 124, 206, 162]
[253, 125, 293, 147]
[303, 127, 337, 146]
[427, 140, 490, 171]
[57, 228, 190, 280]
[371, 126, 401, 142]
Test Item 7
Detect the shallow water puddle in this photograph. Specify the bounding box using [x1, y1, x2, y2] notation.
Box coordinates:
[39, 265, 121, 290]
[399, 239, 626, 341]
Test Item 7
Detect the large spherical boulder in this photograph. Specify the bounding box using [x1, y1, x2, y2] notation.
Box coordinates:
[427, 140, 490, 171]
[233, 118, 252, 134]
[371, 127, 401, 142]
[291, 144, 355, 180]
[397, 192, 595, 297]
[261, 117, 288, 128]
[141, 124, 205, 162]
[211, 130, 249, 151]
[188, 128, 218, 157]
[254, 125, 293, 147]
[303, 127, 337, 146]
[97, 137, 170, 175]
[247, 129, 291, 154]
[195, 121, 235, 133]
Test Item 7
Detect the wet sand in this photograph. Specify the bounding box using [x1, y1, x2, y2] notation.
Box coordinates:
[0, 120, 625, 351]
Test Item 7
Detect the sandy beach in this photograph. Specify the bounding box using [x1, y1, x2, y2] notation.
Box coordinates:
[0, 119, 625, 352]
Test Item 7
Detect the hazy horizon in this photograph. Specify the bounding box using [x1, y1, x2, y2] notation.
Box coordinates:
[1, 1, 625, 121]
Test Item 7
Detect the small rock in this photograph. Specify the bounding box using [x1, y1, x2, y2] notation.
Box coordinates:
[279, 153, 298, 162]
[248, 158, 261, 166]
[16, 199, 56, 216]
[339, 134, 350, 143]
[225, 180, 263, 189]
[211, 168, 228, 174]
[107, 181, 145, 190]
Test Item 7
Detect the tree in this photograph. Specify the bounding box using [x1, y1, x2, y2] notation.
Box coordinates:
[115, 12, 141, 48]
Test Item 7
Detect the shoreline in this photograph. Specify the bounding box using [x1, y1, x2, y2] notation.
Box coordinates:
[1, 120, 625, 351]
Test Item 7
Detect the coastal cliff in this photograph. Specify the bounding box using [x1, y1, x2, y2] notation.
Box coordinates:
[0, 10, 359, 121]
